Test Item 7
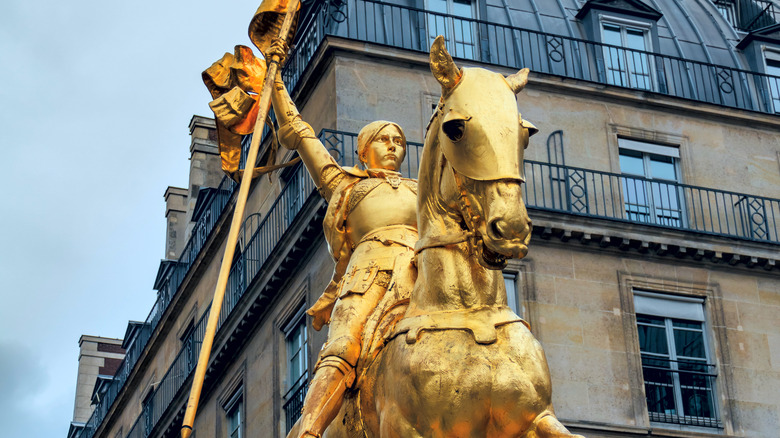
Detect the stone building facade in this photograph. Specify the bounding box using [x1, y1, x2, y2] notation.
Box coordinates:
[70, 1, 780, 437]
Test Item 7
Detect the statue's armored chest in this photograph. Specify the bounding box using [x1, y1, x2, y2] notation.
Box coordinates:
[346, 178, 417, 215]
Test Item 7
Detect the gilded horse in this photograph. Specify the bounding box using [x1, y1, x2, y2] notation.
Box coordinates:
[299, 36, 584, 438]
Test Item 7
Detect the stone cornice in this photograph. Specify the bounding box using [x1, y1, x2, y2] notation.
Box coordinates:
[530, 209, 778, 272]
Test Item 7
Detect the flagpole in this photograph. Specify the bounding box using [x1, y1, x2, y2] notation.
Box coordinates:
[181, 2, 299, 437]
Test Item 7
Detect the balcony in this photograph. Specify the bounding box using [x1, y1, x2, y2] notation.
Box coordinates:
[283, 375, 309, 434]
[733, 0, 780, 32]
[524, 160, 780, 244]
[284, 0, 780, 115]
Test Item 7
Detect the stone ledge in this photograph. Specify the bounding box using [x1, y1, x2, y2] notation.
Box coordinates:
[564, 419, 737, 438]
[530, 210, 779, 272]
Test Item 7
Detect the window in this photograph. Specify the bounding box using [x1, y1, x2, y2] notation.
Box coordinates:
[141, 389, 155, 435]
[634, 292, 720, 428]
[225, 390, 243, 438]
[765, 56, 780, 113]
[180, 319, 196, 372]
[503, 272, 519, 315]
[618, 138, 683, 227]
[713, 0, 737, 27]
[426, 0, 477, 60]
[283, 307, 309, 432]
[601, 20, 653, 90]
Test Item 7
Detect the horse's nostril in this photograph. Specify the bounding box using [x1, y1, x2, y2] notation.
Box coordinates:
[490, 219, 504, 240]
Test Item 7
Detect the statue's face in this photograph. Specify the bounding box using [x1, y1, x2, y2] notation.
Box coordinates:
[363, 125, 406, 171]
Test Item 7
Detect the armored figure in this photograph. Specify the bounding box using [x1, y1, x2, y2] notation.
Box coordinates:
[271, 72, 418, 438]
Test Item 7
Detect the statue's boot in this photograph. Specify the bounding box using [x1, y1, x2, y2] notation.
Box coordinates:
[297, 356, 356, 438]
[525, 412, 585, 438]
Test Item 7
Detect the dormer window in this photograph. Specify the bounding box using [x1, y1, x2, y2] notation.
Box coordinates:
[736, 24, 780, 112]
[713, 0, 737, 27]
[426, 0, 478, 60]
[601, 18, 654, 90]
[577, 0, 662, 92]
[765, 50, 780, 112]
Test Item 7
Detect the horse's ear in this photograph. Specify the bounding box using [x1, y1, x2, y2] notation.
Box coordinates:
[521, 117, 538, 137]
[506, 68, 530, 94]
[430, 35, 461, 91]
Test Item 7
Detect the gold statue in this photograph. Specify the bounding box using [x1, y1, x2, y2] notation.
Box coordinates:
[274, 35, 583, 438]
[270, 57, 419, 438]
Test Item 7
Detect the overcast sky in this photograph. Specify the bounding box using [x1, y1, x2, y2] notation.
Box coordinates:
[0, 1, 264, 436]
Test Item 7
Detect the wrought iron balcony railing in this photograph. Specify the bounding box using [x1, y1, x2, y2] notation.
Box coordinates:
[736, 0, 780, 32]
[641, 356, 721, 428]
[320, 130, 779, 244]
[285, 0, 780, 115]
[524, 160, 780, 244]
[283, 375, 309, 433]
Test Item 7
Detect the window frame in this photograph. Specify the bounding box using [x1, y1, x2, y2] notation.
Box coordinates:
[617, 138, 686, 228]
[598, 15, 657, 92]
[617, 272, 734, 432]
[763, 47, 780, 113]
[282, 304, 310, 433]
[713, 0, 737, 27]
[633, 291, 721, 429]
[224, 388, 243, 438]
[425, 0, 479, 60]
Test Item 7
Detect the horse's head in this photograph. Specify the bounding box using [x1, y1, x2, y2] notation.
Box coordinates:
[427, 36, 536, 269]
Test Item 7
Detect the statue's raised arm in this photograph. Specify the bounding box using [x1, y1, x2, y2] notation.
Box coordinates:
[271, 72, 345, 202]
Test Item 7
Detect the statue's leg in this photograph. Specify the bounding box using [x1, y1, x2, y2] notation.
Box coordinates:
[296, 281, 387, 438]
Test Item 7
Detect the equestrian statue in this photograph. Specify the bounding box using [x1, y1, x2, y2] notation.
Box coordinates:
[272, 36, 584, 438]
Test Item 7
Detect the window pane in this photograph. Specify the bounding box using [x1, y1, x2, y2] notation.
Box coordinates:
[645, 377, 677, 416]
[228, 402, 241, 438]
[428, 0, 447, 13]
[619, 150, 646, 176]
[503, 273, 518, 315]
[603, 24, 622, 45]
[637, 314, 665, 325]
[674, 327, 706, 358]
[672, 318, 701, 329]
[649, 155, 676, 181]
[638, 324, 669, 355]
[286, 318, 308, 388]
[451, 0, 473, 18]
[625, 28, 647, 51]
[603, 24, 626, 86]
[766, 59, 780, 113]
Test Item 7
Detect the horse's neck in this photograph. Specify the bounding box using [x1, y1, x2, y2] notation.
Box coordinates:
[408, 139, 506, 316]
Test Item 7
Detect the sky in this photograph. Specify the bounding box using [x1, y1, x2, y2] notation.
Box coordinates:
[0, 1, 263, 436]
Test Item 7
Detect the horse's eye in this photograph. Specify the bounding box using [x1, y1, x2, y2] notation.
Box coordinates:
[442, 119, 465, 142]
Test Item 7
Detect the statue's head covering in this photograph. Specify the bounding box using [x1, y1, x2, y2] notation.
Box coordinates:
[356, 121, 406, 163]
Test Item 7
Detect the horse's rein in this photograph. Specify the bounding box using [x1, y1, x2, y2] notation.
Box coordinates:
[413, 166, 483, 256]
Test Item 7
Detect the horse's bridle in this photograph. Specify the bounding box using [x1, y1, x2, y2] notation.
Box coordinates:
[413, 162, 505, 268]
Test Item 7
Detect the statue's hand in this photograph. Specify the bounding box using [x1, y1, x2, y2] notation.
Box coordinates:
[266, 38, 289, 65]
